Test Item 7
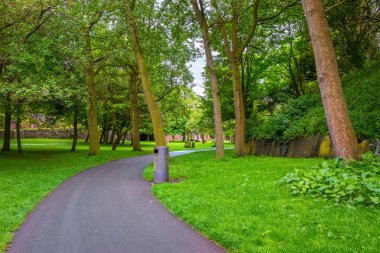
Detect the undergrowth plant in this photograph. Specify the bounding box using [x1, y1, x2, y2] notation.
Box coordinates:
[281, 153, 380, 206]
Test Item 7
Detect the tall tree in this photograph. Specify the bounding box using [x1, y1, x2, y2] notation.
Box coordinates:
[211, 0, 298, 155]
[190, 0, 224, 159]
[301, 0, 360, 161]
[211, 0, 259, 156]
[59, 0, 117, 155]
[125, 0, 166, 146]
[1, 93, 11, 151]
[83, 23, 100, 156]
[1, 0, 54, 152]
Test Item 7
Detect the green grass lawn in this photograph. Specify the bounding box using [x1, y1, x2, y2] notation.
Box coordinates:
[0, 138, 228, 252]
[144, 151, 380, 253]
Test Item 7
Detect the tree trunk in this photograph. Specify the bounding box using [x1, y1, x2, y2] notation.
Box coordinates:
[215, 1, 255, 156]
[85, 70, 100, 155]
[229, 9, 247, 157]
[230, 134, 235, 144]
[109, 129, 115, 145]
[191, 0, 224, 159]
[16, 115, 22, 153]
[231, 62, 246, 156]
[2, 93, 11, 152]
[130, 68, 142, 151]
[200, 133, 205, 144]
[109, 113, 117, 145]
[302, 0, 360, 161]
[112, 131, 122, 151]
[71, 108, 78, 152]
[99, 127, 105, 143]
[122, 131, 128, 145]
[84, 28, 100, 156]
[125, 1, 166, 146]
[104, 127, 109, 145]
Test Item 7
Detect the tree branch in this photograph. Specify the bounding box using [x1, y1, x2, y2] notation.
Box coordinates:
[258, 0, 298, 23]
[88, 10, 104, 31]
[210, 1, 234, 62]
[325, 0, 347, 13]
[23, 6, 54, 43]
[237, 0, 259, 58]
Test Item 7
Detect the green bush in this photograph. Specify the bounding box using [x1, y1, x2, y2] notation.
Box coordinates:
[281, 153, 380, 206]
[250, 58, 380, 141]
[343, 58, 380, 139]
[251, 94, 327, 142]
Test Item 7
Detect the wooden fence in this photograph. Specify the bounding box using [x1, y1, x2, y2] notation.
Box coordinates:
[245, 134, 371, 158]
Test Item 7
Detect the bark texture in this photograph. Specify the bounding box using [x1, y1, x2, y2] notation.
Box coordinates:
[230, 62, 246, 156]
[121, 131, 128, 145]
[2, 93, 12, 152]
[71, 108, 78, 152]
[16, 115, 22, 153]
[84, 29, 100, 156]
[104, 127, 109, 145]
[125, 1, 166, 146]
[130, 68, 141, 151]
[301, 0, 360, 161]
[109, 129, 115, 145]
[112, 131, 122, 151]
[190, 0, 224, 159]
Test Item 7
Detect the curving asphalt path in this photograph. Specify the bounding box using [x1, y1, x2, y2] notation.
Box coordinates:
[7, 150, 225, 253]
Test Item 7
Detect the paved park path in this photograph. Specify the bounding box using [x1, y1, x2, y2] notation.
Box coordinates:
[7, 150, 225, 253]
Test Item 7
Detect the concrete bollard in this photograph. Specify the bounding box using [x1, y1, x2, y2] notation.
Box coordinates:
[154, 146, 169, 183]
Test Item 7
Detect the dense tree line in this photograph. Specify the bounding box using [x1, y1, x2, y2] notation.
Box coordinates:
[1, 0, 379, 160]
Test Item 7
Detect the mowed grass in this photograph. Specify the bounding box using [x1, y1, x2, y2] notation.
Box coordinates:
[144, 151, 380, 253]
[0, 138, 225, 252]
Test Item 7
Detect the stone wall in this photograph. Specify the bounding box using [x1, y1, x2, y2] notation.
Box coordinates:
[0, 129, 87, 139]
[0, 130, 213, 144]
[245, 134, 371, 158]
[165, 134, 213, 142]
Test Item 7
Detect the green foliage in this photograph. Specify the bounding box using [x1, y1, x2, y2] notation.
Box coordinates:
[163, 86, 201, 136]
[327, 0, 380, 72]
[250, 58, 380, 141]
[343, 58, 380, 139]
[250, 94, 326, 142]
[281, 153, 380, 206]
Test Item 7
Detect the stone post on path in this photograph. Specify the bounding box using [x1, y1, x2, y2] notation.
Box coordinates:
[154, 146, 169, 183]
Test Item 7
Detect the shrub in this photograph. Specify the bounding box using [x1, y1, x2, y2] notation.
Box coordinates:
[281, 153, 380, 206]
[250, 58, 380, 142]
[250, 94, 324, 142]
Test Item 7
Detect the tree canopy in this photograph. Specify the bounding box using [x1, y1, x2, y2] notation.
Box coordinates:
[0, 0, 379, 159]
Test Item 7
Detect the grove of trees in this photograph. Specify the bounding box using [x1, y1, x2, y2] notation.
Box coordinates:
[1, 0, 379, 160]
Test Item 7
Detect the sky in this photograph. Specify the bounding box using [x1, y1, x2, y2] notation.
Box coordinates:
[188, 56, 206, 97]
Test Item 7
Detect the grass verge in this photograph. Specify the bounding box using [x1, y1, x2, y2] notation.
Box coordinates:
[144, 151, 380, 253]
[0, 138, 227, 252]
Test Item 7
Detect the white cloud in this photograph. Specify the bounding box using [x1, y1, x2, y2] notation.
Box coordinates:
[192, 79, 205, 96]
[188, 56, 206, 96]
